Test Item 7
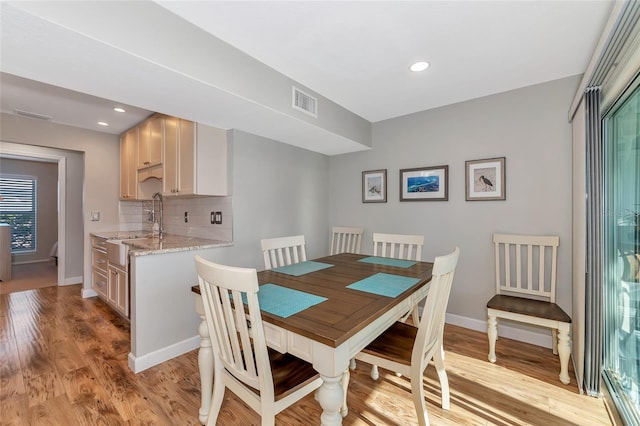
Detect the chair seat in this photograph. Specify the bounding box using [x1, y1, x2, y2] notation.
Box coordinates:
[487, 294, 571, 323]
[245, 348, 319, 401]
[361, 321, 418, 366]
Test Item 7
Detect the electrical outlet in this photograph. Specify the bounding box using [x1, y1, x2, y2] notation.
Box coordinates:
[184, 211, 189, 223]
[215, 211, 222, 224]
[90, 211, 100, 221]
[210, 211, 215, 224]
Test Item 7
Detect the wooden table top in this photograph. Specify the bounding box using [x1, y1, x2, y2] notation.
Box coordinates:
[192, 253, 434, 348]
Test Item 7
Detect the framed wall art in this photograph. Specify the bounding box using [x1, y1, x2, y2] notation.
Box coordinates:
[465, 157, 506, 201]
[400, 165, 448, 201]
[362, 169, 387, 203]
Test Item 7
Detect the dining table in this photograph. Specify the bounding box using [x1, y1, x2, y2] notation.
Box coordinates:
[192, 252, 434, 425]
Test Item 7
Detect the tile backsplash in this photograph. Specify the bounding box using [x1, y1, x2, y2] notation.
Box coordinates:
[118, 196, 233, 241]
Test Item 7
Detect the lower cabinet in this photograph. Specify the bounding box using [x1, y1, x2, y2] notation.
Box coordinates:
[108, 264, 129, 319]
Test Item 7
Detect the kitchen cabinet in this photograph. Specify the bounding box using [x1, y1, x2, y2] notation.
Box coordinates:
[108, 263, 129, 318]
[137, 114, 163, 170]
[119, 127, 138, 199]
[163, 119, 232, 196]
[91, 236, 108, 298]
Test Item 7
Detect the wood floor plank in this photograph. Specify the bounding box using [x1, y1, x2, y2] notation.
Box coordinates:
[0, 283, 612, 426]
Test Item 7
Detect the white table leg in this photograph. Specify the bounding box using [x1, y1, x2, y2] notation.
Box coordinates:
[317, 374, 345, 426]
[197, 311, 213, 424]
[557, 323, 571, 385]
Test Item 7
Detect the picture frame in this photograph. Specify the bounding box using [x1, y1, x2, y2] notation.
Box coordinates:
[465, 157, 506, 201]
[399, 165, 449, 201]
[362, 169, 387, 203]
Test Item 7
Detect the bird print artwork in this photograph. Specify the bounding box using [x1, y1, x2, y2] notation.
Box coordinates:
[474, 168, 497, 193]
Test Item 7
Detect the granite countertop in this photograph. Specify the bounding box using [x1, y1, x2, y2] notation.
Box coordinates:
[91, 231, 232, 256]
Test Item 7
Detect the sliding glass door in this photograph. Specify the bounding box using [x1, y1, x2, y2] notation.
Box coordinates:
[603, 83, 640, 424]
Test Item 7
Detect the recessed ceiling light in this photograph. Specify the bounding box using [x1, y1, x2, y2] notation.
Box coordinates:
[98, 121, 109, 126]
[409, 61, 430, 72]
[113, 107, 126, 113]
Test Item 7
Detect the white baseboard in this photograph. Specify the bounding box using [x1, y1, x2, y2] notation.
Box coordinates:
[128, 335, 200, 373]
[445, 313, 553, 349]
[61, 275, 82, 286]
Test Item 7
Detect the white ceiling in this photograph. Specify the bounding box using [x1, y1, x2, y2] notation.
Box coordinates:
[0, 1, 614, 151]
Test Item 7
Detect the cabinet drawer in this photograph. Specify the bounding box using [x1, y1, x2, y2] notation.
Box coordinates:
[92, 270, 108, 297]
[91, 236, 108, 250]
[92, 249, 108, 274]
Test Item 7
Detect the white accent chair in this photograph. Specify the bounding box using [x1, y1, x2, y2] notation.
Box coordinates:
[486, 234, 572, 384]
[330, 226, 364, 255]
[260, 235, 307, 269]
[353, 247, 460, 426]
[195, 256, 322, 426]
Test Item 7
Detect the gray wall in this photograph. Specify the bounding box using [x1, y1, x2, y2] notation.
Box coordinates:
[0, 158, 58, 264]
[329, 75, 579, 339]
[212, 129, 331, 269]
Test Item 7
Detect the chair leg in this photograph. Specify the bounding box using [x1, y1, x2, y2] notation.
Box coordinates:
[557, 323, 571, 385]
[349, 358, 356, 370]
[370, 364, 379, 380]
[552, 328, 559, 355]
[487, 314, 498, 363]
[341, 368, 350, 417]
[410, 373, 430, 426]
[433, 344, 450, 410]
[206, 375, 225, 426]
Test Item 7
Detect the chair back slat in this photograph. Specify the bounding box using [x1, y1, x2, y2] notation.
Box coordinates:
[330, 226, 364, 255]
[195, 256, 271, 393]
[372, 232, 424, 261]
[261, 235, 307, 269]
[413, 247, 460, 367]
[493, 234, 559, 301]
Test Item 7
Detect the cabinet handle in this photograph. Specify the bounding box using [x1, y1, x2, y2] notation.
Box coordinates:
[96, 260, 106, 264]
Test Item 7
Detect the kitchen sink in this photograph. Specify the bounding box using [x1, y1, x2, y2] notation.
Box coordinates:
[105, 238, 148, 268]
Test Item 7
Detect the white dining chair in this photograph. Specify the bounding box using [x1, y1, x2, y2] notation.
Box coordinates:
[195, 255, 322, 426]
[330, 226, 364, 255]
[373, 232, 424, 261]
[353, 247, 460, 426]
[260, 235, 307, 269]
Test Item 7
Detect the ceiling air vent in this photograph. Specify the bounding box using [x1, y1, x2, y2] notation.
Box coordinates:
[15, 109, 52, 121]
[292, 86, 317, 118]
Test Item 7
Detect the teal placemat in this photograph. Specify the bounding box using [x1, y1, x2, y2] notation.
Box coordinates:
[358, 256, 416, 268]
[241, 283, 327, 318]
[347, 273, 421, 298]
[272, 260, 334, 276]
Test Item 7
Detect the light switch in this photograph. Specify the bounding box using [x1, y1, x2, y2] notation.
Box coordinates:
[90, 211, 100, 221]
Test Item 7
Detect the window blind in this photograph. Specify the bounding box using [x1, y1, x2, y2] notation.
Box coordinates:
[0, 175, 37, 252]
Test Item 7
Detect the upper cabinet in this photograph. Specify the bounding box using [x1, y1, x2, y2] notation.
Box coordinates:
[119, 114, 232, 200]
[137, 114, 163, 170]
[163, 118, 232, 197]
[119, 127, 138, 200]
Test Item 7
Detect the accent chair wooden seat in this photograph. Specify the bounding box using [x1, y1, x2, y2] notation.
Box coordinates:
[330, 226, 364, 255]
[486, 233, 572, 384]
[195, 256, 322, 426]
[260, 235, 307, 269]
[354, 247, 460, 426]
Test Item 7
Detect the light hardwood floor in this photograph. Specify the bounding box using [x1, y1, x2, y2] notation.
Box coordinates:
[1, 284, 612, 425]
[0, 262, 58, 295]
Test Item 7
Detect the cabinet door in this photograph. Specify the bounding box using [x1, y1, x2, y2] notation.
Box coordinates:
[120, 128, 138, 199]
[108, 267, 118, 305]
[137, 120, 151, 169]
[147, 114, 163, 166]
[177, 119, 195, 195]
[163, 115, 179, 195]
[92, 270, 108, 298]
[115, 267, 129, 317]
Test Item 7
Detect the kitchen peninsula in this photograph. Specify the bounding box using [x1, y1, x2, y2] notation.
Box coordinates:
[91, 231, 232, 373]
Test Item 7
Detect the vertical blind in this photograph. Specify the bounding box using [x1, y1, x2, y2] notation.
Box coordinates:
[0, 175, 37, 252]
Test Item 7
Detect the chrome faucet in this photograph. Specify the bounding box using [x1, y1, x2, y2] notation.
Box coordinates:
[152, 192, 164, 239]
